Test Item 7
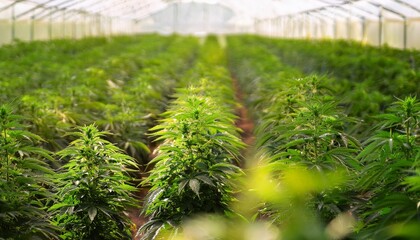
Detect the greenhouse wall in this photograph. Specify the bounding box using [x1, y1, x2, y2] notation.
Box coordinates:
[0, 1, 138, 46]
[365, 21, 380, 46]
[0, 19, 11, 45]
[408, 20, 420, 49]
[335, 21, 348, 40]
[350, 22, 363, 42]
[254, 15, 420, 51]
[15, 20, 30, 41]
[1, 1, 420, 50]
[383, 20, 404, 48]
[33, 21, 48, 40]
[0, 18, 139, 45]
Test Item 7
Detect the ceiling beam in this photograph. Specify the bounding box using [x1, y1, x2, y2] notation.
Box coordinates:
[393, 0, 420, 13]
[0, 0, 25, 13]
[366, 1, 406, 18]
[15, 0, 71, 19]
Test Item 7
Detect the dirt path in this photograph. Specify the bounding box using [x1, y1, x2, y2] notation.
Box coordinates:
[128, 188, 148, 239]
[232, 76, 256, 164]
[128, 148, 157, 240]
[128, 76, 255, 239]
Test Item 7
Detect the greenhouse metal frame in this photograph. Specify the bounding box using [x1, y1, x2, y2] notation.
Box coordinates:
[1, 0, 420, 49]
[2, 1, 420, 240]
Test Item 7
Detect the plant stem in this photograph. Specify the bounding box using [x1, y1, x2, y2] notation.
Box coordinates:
[2, 128, 9, 182]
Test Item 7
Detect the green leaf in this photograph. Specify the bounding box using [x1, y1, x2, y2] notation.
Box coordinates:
[178, 180, 189, 195]
[48, 202, 70, 212]
[196, 175, 215, 187]
[189, 179, 201, 197]
[195, 162, 208, 171]
[21, 160, 55, 174]
[88, 207, 97, 222]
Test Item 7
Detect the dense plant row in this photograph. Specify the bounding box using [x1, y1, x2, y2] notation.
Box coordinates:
[256, 36, 420, 126]
[1, 35, 167, 152]
[139, 36, 245, 239]
[2, 35, 198, 162]
[1, 34, 418, 239]
[0, 35, 199, 239]
[0, 105, 58, 239]
[0, 36, 159, 101]
[260, 37, 420, 96]
[0, 105, 139, 239]
[227, 36, 420, 239]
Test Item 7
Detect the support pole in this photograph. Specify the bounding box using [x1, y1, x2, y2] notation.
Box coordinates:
[109, 17, 113, 36]
[48, 8, 53, 40]
[94, 14, 98, 36]
[11, 3, 16, 41]
[62, 10, 66, 38]
[72, 19, 76, 39]
[281, 17, 284, 37]
[30, 15, 34, 41]
[403, 17, 407, 49]
[378, 6, 383, 46]
[97, 14, 101, 36]
[347, 17, 351, 40]
[361, 17, 366, 42]
[87, 15, 92, 37]
[306, 13, 310, 39]
[83, 13, 87, 38]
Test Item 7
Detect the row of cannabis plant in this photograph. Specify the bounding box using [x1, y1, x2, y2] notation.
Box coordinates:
[1, 35, 199, 239]
[255, 36, 420, 128]
[1, 35, 198, 164]
[0, 105, 138, 239]
[228, 36, 420, 239]
[138, 36, 245, 239]
[1, 35, 168, 152]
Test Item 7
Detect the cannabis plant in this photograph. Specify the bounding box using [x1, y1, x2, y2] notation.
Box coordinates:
[19, 90, 80, 152]
[356, 96, 420, 238]
[139, 90, 244, 239]
[252, 76, 361, 225]
[0, 105, 58, 239]
[50, 125, 138, 240]
[257, 76, 361, 172]
[98, 101, 150, 163]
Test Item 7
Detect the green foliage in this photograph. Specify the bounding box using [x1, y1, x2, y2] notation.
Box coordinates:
[228, 35, 419, 238]
[139, 90, 244, 239]
[261, 37, 420, 98]
[153, 159, 353, 240]
[1, 33, 419, 240]
[0, 105, 58, 239]
[228, 36, 361, 236]
[228, 36, 360, 179]
[139, 38, 244, 239]
[0, 35, 200, 238]
[262, 76, 361, 172]
[51, 125, 138, 240]
[0, 35, 199, 165]
[28, 36, 170, 154]
[97, 36, 198, 163]
[355, 96, 420, 238]
[230, 36, 419, 139]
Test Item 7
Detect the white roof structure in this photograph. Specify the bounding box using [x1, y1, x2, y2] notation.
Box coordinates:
[1, 0, 420, 48]
[1, 0, 419, 22]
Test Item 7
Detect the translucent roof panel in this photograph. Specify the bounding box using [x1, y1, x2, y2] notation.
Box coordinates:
[2, 0, 420, 23]
[369, 0, 420, 18]
[145, 2, 234, 34]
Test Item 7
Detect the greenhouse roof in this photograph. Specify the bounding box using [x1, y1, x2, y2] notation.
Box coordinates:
[1, 0, 420, 22]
